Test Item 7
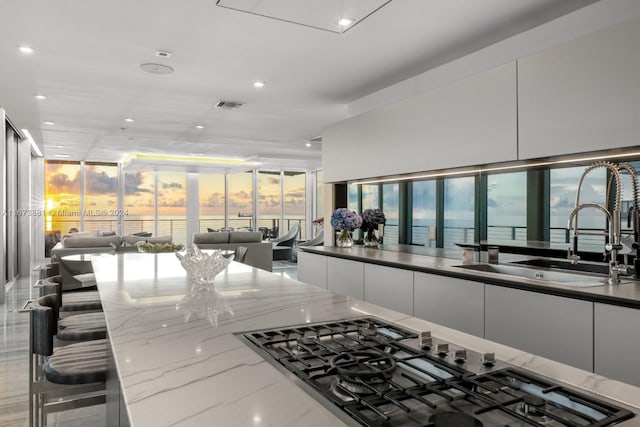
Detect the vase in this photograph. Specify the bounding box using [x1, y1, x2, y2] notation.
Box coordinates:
[363, 229, 379, 248]
[336, 230, 354, 248]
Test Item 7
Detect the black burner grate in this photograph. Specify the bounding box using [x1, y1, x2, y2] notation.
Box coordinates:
[240, 318, 635, 427]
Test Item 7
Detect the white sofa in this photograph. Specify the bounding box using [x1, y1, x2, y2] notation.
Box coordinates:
[192, 231, 272, 272]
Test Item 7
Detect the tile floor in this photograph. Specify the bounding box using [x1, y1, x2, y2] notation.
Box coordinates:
[0, 266, 105, 427]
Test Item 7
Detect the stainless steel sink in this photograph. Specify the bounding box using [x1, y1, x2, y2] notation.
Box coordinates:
[510, 258, 610, 275]
[453, 263, 608, 287]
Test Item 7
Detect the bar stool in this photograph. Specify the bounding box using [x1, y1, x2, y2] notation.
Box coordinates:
[21, 294, 106, 426]
[36, 276, 102, 313]
[37, 281, 107, 342]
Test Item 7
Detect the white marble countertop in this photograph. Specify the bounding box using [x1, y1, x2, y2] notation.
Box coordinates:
[91, 252, 640, 427]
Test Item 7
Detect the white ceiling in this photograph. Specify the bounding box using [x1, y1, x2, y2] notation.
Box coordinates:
[0, 0, 599, 170]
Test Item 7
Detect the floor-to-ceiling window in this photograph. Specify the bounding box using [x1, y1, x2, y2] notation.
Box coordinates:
[123, 170, 155, 235]
[227, 171, 253, 230]
[258, 171, 281, 236]
[83, 162, 119, 233]
[156, 171, 187, 245]
[283, 171, 305, 238]
[199, 173, 226, 232]
[45, 161, 82, 234]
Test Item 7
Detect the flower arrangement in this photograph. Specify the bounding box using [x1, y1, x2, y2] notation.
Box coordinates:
[360, 209, 386, 248]
[330, 208, 362, 231]
[331, 208, 362, 248]
[136, 242, 185, 253]
[360, 209, 386, 232]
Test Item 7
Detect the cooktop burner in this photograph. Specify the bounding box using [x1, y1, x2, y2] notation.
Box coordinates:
[239, 317, 635, 427]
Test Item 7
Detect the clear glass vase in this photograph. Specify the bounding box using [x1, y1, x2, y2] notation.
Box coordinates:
[336, 230, 354, 248]
[363, 229, 379, 248]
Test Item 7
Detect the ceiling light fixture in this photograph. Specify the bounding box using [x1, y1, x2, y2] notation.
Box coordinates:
[34, 94, 47, 100]
[43, 121, 55, 126]
[195, 125, 205, 129]
[253, 81, 266, 88]
[338, 18, 354, 27]
[124, 118, 135, 122]
[53, 154, 71, 159]
[305, 143, 312, 147]
[140, 63, 174, 75]
[54, 145, 70, 149]
[18, 45, 34, 54]
[21, 129, 43, 157]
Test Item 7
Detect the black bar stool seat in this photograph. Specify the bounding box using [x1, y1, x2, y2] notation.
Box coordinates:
[43, 339, 107, 385]
[57, 312, 107, 341]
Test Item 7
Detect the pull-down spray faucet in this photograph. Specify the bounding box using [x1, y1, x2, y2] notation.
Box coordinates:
[567, 161, 626, 285]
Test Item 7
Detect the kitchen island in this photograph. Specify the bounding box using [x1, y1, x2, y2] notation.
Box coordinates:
[91, 252, 640, 426]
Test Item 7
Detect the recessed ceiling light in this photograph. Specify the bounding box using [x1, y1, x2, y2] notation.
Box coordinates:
[54, 145, 70, 149]
[53, 154, 71, 158]
[253, 81, 266, 88]
[195, 125, 205, 129]
[43, 121, 55, 126]
[34, 94, 47, 100]
[338, 18, 354, 27]
[124, 118, 135, 122]
[305, 142, 312, 147]
[18, 45, 34, 54]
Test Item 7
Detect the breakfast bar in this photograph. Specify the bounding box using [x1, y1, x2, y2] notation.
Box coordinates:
[91, 252, 640, 426]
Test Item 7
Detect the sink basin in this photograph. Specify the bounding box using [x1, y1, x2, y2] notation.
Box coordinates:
[453, 263, 607, 287]
[510, 258, 609, 275]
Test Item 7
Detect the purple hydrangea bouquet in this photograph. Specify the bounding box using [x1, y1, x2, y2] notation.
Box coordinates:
[360, 208, 386, 247]
[330, 208, 362, 248]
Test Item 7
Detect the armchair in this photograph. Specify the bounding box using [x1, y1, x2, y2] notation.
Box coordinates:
[272, 223, 299, 261]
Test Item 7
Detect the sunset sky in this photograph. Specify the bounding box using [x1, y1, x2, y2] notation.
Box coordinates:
[45, 162, 305, 221]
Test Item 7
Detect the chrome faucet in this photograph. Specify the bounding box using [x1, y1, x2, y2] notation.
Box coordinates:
[567, 161, 626, 285]
[615, 163, 640, 278]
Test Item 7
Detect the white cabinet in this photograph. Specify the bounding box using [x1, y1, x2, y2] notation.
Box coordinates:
[594, 303, 640, 387]
[518, 17, 640, 159]
[297, 252, 328, 289]
[323, 62, 517, 182]
[413, 273, 484, 337]
[363, 264, 414, 315]
[485, 285, 593, 371]
[327, 257, 364, 300]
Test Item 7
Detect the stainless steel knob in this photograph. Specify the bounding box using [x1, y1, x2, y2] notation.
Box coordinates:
[482, 352, 495, 366]
[454, 349, 467, 363]
[419, 331, 432, 349]
[436, 343, 449, 356]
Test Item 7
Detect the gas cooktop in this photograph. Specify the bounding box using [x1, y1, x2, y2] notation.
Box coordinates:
[239, 317, 635, 427]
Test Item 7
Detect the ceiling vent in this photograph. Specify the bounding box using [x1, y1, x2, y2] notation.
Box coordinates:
[310, 136, 323, 142]
[214, 100, 245, 110]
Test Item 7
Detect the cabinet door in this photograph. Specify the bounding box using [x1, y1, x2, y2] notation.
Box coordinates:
[518, 17, 640, 159]
[413, 273, 484, 337]
[297, 252, 328, 289]
[363, 264, 413, 315]
[323, 62, 517, 182]
[594, 303, 640, 387]
[485, 285, 593, 371]
[327, 257, 364, 300]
